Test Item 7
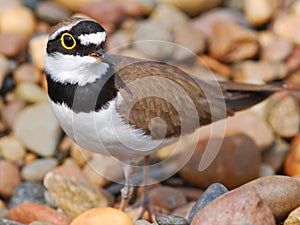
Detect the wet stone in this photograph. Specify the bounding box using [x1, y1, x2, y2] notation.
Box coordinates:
[8, 182, 46, 209]
[188, 183, 228, 223]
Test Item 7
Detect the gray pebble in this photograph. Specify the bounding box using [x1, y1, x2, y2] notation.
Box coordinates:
[156, 214, 188, 225]
[29, 222, 54, 225]
[8, 182, 46, 209]
[134, 20, 174, 60]
[0, 218, 26, 225]
[187, 183, 228, 222]
[21, 158, 58, 182]
[36, 1, 71, 24]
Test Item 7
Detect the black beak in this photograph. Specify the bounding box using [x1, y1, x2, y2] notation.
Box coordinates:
[96, 49, 116, 66]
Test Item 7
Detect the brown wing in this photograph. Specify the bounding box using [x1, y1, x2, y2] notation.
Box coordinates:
[109, 54, 281, 139]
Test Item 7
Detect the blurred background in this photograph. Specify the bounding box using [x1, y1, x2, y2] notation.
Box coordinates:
[0, 0, 300, 224]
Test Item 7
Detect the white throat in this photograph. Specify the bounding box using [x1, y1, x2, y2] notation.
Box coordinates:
[44, 53, 110, 86]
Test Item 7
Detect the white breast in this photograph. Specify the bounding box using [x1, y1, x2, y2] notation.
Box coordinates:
[49, 95, 172, 160]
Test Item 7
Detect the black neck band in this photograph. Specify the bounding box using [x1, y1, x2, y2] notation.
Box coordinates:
[46, 68, 117, 113]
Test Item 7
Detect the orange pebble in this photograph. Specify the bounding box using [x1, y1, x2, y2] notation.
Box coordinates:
[71, 207, 134, 225]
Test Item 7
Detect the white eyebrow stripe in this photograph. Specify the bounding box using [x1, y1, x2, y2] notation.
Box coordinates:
[49, 25, 73, 40]
[78, 32, 106, 45]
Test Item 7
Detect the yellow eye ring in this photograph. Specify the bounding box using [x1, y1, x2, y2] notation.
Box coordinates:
[61, 33, 76, 50]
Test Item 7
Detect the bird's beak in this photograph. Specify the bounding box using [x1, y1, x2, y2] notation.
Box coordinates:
[96, 49, 116, 66]
[89, 49, 115, 66]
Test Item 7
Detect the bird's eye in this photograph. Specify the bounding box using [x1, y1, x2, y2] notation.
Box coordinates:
[61, 33, 76, 50]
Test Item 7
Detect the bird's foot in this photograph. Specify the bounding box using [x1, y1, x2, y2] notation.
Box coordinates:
[127, 194, 156, 222]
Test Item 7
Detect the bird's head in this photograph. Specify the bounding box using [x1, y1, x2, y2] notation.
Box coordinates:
[45, 17, 111, 86]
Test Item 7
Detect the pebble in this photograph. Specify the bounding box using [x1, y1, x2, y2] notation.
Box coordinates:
[149, 3, 189, 29]
[21, 158, 58, 182]
[285, 46, 300, 72]
[188, 183, 228, 222]
[0, 6, 36, 36]
[176, 187, 204, 202]
[149, 186, 187, 211]
[0, 0, 21, 14]
[78, 1, 125, 32]
[13, 103, 61, 157]
[198, 54, 232, 78]
[285, 134, 300, 176]
[106, 30, 132, 53]
[273, 15, 300, 45]
[156, 214, 188, 225]
[52, 0, 87, 11]
[9, 202, 71, 225]
[179, 132, 261, 189]
[267, 94, 300, 138]
[244, 0, 279, 26]
[30, 222, 54, 225]
[134, 20, 174, 60]
[200, 110, 275, 151]
[0, 54, 9, 88]
[28, 34, 49, 70]
[0, 219, 26, 225]
[83, 155, 124, 187]
[260, 38, 292, 62]
[259, 163, 275, 177]
[135, 220, 152, 225]
[23, 152, 38, 165]
[2, 100, 26, 129]
[209, 21, 258, 63]
[0, 203, 9, 218]
[163, 0, 222, 16]
[52, 164, 88, 184]
[190, 186, 276, 225]
[117, 0, 154, 18]
[13, 63, 40, 84]
[70, 207, 134, 225]
[263, 137, 290, 172]
[8, 182, 46, 209]
[284, 206, 300, 225]
[0, 33, 28, 57]
[0, 135, 25, 162]
[233, 60, 289, 83]
[0, 160, 21, 197]
[173, 25, 206, 61]
[15, 82, 48, 103]
[70, 144, 92, 167]
[171, 202, 195, 219]
[241, 175, 300, 221]
[44, 172, 111, 218]
[36, 1, 71, 24]
[189, 8, 246, 38]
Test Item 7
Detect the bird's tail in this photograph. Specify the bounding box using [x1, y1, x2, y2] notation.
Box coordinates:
[219, 81, 298, 112]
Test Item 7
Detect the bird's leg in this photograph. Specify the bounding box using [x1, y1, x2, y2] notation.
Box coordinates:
[119, 161, 135, 211]
[132, 155, 156, 222]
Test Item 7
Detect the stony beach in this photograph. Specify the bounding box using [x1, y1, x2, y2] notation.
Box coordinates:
[0, 0, 300, 224]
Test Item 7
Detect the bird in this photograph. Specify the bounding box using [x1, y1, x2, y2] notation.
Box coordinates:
[44, 16, 292, 219]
